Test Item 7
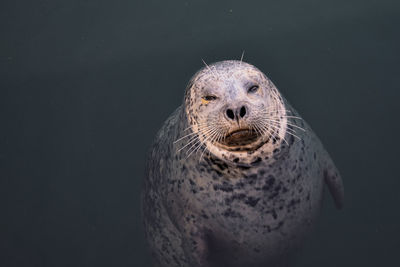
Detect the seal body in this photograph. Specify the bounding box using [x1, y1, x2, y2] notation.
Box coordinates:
[141, 61, 344, 267]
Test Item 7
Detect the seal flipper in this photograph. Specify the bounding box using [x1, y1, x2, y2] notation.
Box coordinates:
[324, 165, 344, 209]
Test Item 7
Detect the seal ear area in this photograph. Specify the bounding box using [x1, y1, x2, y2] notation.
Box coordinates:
[324, 167, 345, 210]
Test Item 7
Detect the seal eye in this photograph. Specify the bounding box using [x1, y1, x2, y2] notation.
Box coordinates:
[248, 85, 259, 93]
[203, 95, 217, 101]
[201, 95, 217, 105]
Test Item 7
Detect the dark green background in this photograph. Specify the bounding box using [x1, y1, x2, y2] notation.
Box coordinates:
[1, 0, 399, 266]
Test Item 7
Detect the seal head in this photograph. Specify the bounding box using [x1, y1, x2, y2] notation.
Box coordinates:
[183, 60, 288, 166]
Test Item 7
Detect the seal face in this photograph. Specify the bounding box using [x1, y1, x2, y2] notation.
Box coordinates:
[141, 60, 344, 267]
[183, 61, 288, 166]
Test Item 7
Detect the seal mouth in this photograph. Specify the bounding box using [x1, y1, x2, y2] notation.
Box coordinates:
[219, 128, 260, 147]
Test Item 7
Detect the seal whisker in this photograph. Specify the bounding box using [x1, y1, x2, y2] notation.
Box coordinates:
[268, 122, 302, 140]
[199, 143, 210, 161]
[252, 122, 263, 136]
[258, 118, 299, 135]
[279, 115, 303, 120]
[259, 123, 278, 143]
[178, 126, 216, 153]
[256, 114, 304, 131]
[264, 118, 306, 132]
[249, 124, 256, 135]
[262, 120, 290, 145]
[182, 125, 196, 132]
[176, 124, 216, 144]
[201, 58, 218, 79]
[282, 136, 290, 145]
[199, 129, 222, 161]
[177, 136, 201, 153]
[253, 123, 270, 143]
[175, 128, 210, 144]
[199, 148, 208, 161]
[174, 131, 201, 143]
[254, 121, 267, 138]
[185, 138, 205, 158]
[255, 124, 264, 137]
[190, 128, 220, 160]
[204, 128, 221, 159]
[218, 130, 225, 143]
[188, 126, 219, 155]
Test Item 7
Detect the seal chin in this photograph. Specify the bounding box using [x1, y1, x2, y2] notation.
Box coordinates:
[219, 128, 261, 148]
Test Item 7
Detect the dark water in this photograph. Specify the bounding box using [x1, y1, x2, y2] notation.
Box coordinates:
[1, 0, 399, 266]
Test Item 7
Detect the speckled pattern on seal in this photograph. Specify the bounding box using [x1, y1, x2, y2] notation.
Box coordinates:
[141, 60, 344, 267]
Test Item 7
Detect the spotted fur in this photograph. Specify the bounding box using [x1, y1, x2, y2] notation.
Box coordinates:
[141, 60, 344, 267]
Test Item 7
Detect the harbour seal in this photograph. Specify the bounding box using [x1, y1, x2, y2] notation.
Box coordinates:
[141, 60, 344, 267]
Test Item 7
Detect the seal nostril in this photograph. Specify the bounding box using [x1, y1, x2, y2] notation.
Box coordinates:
[239, 106, 246, 118]
[226, 109, 235, 120]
